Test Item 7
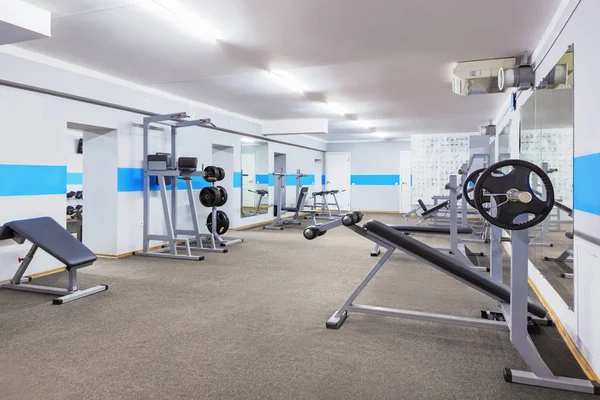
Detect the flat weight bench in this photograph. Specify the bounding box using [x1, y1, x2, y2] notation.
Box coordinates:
[387, 225, 474, 235]
[0, 217, 108, 304]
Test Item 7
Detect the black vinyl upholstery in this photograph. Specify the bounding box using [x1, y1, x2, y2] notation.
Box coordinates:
[282, 187, 308, 212]
[0, 217, 97, 269]
[387, 225, 473, 235]
[363, 220, 547, 318]
[565, 232, 574, 240]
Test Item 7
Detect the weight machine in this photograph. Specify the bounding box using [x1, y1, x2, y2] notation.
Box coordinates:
[304, 160, 599, 395]
[135, 112, 242, 261]
[263, 169, 315, 230]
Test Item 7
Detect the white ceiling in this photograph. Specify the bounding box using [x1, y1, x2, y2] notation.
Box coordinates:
[18, 0, 562, 141]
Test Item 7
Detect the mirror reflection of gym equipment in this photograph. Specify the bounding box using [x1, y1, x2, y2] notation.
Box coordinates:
[241, 138, 269, 217]
[519, 45, 574, 308]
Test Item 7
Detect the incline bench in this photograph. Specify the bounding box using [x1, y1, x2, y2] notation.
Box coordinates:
[0, 217, 108, 304]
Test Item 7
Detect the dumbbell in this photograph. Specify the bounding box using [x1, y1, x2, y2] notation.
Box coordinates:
[75, 205, 83, 212]
[75, 191, 83, 199]
[67, 191, 76, 199]
[67, 206, 75, 215]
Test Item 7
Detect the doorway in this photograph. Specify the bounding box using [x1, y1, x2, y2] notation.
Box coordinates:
[325, 152, 351, 210]
[273, 152, 286, 215]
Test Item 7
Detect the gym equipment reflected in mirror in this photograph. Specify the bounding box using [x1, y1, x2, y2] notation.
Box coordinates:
[520, 45, 574, 308]
[498, 124, 511, 161]
[241, 138, 269, 218]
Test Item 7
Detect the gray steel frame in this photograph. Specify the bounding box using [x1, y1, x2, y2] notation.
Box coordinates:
[328, 221, 598, 394]
[264, 170, 316, 230]
[371, 175, 486, 272]
[135, 112, 242, 261]
[0, 243, 108, 304]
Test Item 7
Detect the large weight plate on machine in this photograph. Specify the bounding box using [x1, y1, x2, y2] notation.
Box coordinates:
[199, 186, 220, 207]
[206, 211, 229, 235]
[215, 186, 228, 206]
[473, 159, 554, 231]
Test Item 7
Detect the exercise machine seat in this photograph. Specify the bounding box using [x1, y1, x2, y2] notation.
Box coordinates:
[0, 217, 97, 270]
[387, 225, 473, 235]
[255, 189, 268, 196]
[363, 220, 547, 318]
[282, 187, 309, 212]
[312, 191, 325, 196]
[565, 232, 574, 240]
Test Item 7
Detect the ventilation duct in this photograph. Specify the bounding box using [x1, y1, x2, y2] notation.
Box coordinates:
[452, 58, 517, 95]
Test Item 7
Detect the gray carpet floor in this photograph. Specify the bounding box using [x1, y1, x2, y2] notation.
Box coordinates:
[0, 214, 591, 400]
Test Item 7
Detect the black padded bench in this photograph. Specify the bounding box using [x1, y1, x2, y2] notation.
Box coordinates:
[387, 224, 473, 235]
[0, 217, 108, 304]
[364, 220, 546, 318]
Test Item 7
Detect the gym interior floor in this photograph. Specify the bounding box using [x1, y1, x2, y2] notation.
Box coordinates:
[0, 213, 589, 400]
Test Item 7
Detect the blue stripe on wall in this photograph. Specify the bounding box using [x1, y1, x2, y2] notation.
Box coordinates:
[321, 175, 326, 185]
[176, 177, 212, 191]
[255, 174, 269, 185]
[233, 172, 242, 188]
[410, 174, 412, 186]
[268, 174, 275, 187]
[67, 172, 83, 185]
[351, 174, 400, 186]
[117, 168, 211, 192]
[574, 153, 600, 215]
[285, 174, 316, 186]
[0, 164, 66, 196]
[118, 168, 148, 192]
[300, 175, 315, 186]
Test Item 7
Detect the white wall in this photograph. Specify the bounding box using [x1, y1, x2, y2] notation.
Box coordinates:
[326, 141, 410, 211]
[0, 47, 326, 280]
[494, 0, 600, 376]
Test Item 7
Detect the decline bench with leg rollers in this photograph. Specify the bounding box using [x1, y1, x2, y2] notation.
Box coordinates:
[303, 160, 599, 395]
[0, 217, 108, 304]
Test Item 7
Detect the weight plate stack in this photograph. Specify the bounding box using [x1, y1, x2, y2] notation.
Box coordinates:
[216, 167, 226, 181]
[215, 186, 228, 206]
[203, 166, 218, 182]
[199, 186, 220, 207]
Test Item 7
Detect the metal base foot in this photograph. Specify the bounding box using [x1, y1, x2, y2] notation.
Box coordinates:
[326, 311, 348, 329]
[370, 250, 381, 257]
[134, 251, 205, 261]
[504, 369, 600, 394]
[53, 285, 109, 305]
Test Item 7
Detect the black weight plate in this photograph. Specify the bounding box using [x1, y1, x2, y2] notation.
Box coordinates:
[67, 191, 76, 198]
[206, 210, 229, 235]
[216, 186, 228, 207]
[216, 167, 226, 181]
[203, 166, 218, 182]
[199, 186, 219, 207]
[66, 206, 75, 215]
[463, 168, 485, 208]
[473, 159, 554, 231]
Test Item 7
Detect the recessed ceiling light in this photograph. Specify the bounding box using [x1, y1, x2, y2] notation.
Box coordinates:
[268, 71, 307, 94]
[241, 138, 256, 143]
[326, 102, 346, 116]
[145, 0, 221, 43]
[357, 120, 372, 129]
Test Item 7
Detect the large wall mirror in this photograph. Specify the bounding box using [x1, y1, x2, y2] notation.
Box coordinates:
[241, 138, 269, 218]
[520, 45, 574, 308]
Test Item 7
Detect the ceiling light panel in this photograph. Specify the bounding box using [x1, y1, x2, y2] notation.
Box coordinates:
[146, 0, 221, 43]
